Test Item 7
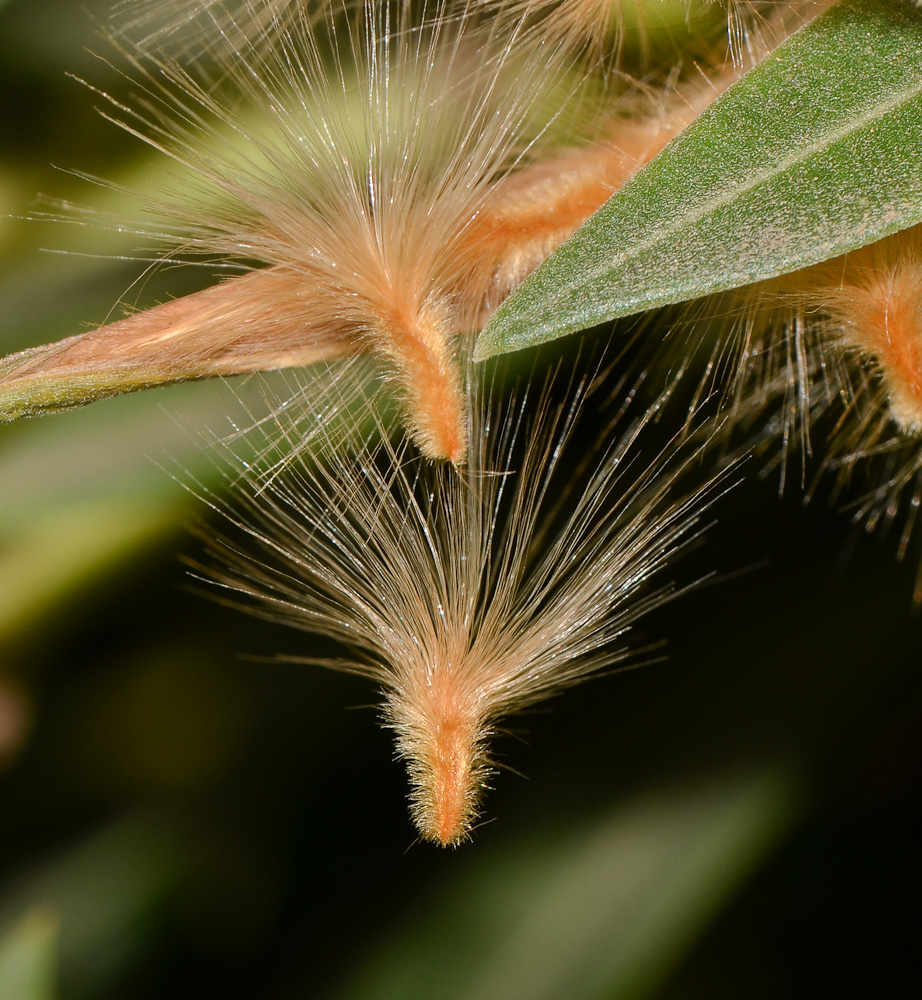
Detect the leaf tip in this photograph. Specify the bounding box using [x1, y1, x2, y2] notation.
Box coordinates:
[471, 329, 499, 363]
[473, 300, 522, 361]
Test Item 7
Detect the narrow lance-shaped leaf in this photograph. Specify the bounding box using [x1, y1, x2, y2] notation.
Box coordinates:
[476, 0, 922, 359]
[0, 268, 354, 421]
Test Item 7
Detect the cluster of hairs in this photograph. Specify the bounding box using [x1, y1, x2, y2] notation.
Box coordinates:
[194, 354, 727, 844]
[4, 0, 922, 838]
[699, 221, 922, 575]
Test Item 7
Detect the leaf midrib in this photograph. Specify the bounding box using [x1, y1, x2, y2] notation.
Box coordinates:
[571, 74, 922, 287]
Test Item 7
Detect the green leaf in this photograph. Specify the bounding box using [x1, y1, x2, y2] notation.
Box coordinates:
[475, 0, 922, 360]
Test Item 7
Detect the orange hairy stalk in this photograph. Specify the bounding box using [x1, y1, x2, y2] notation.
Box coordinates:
[460, 0, 830, 316]
[194, 354, 728, 845]
[769, 226, 922, 435]
[719, 225, 922, 459]
[687, 226, 922, 603]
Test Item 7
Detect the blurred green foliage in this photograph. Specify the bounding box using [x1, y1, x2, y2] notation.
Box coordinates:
[0, 909, 57, 1000]
[1, 2, 921, 999]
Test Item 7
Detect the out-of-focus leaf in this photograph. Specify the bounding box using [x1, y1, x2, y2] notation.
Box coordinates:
[0, 385, 217, 644]
[332, 765, 801, 1000]
[0, 363, 378, 644]
[476, 0, 922, 359]
[0, 496, 187, 640]
[0, 910, 58, 1000]
[0, 813, 188, 999]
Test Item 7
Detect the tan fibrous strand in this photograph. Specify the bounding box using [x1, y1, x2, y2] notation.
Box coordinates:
[474, 1, 829, 70]
[475, 0, 722, 66]
[192, 351, 730, 845]
[478, 0, 642, 60]
[111, 0, 306, 55]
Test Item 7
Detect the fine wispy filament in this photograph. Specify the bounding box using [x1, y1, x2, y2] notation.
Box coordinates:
[192, 352, 729, 845]
[111, 0, 306, 54]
